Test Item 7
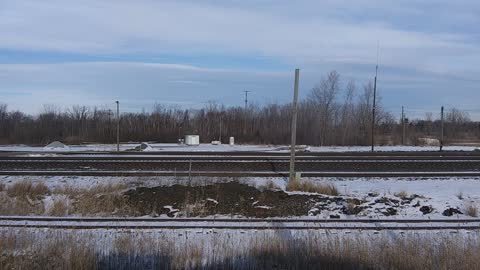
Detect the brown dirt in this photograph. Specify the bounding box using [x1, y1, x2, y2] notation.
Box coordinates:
[125, 182, 334, 217]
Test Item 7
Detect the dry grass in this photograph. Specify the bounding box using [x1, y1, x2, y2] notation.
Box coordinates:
[466, 204, 478, 217]
[264, 180, 278, 191]
[0, 182, 5, 192]
[395, 190, 409, 199]
[286, 180, 339, 196]
[7, 181, 50, 199]
[0, 182, 47, 215]
[0, 183, 131, 217]
[182, 201, 207, 217]
[457, 191, 464, 200]
[49, 198, 69, 216]
[51, 183, 131, 216]
[2, 229, 480, 269]
[0, 233, 95, 270]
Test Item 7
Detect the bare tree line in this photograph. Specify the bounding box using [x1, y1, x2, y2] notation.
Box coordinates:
[0, 71, 478, 146]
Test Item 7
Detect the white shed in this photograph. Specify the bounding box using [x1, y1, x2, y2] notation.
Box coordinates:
[185, 135, 200, 146]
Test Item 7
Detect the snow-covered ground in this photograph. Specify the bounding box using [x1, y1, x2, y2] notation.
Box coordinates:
[2, 175, 479, 219]
[0, 143, 478, 153]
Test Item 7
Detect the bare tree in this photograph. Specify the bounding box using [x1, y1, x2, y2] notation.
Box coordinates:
[309, 70, 341, 145]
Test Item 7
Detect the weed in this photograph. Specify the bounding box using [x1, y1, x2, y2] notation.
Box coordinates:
[466, 204, 478, 217]
[7, 181, 50, 199]
[286, 180, 339, 196]
[264, 180, 277, 190]
[394, 190, 409, 199]
[49, 198, 69, 216]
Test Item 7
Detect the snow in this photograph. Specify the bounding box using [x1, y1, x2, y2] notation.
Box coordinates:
[0, 143, 478, 153]
[43, 141, 70, 151]
[2, 175, 480, 219]
[206, 198, 219, 205]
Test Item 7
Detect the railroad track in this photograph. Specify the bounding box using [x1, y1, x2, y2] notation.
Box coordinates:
[2, 151, 480, 177]
[1, 216, 480, 230]
[2, 170, 480, 177]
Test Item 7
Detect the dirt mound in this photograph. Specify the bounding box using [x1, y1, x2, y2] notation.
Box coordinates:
[124, 182, 331, 217]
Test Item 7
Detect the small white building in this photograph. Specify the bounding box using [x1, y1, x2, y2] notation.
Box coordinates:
[185, 135, 200, 146]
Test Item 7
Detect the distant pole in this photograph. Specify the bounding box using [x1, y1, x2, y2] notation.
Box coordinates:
[219, 116, 222, 143]
[402, 106, 405, 145]
[116, 101, 120, 152]
[244, 90, 250, 112]
[371, 65, 378, 152]
[440, 106, 444, 152]
[243, 90, 250, 136]
[289, 69, 300, 182]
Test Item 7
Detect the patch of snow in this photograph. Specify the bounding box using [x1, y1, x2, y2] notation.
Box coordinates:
[206, 198, 218, 204]
[254, 205, 272, 209]
[44, 141, 70, 151]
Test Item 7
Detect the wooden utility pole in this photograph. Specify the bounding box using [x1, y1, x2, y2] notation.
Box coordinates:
[401, 106, 405, 145]
[116, 101, 120, 152]
[440, 106, 444, 152]
[371, 65, 378, 152]
[289, 69, 300, 182]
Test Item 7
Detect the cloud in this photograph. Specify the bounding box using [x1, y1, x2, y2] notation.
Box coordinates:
[1, 0, 479, 76]
[0, 0, 479, 118]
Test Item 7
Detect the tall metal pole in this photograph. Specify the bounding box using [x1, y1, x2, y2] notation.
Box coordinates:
[116, 101, 120, 152]
[440, 106, 444, 152]
[371, 65, 378, 152]
[402, 106, 405, 145]
[289, 69, 300, 182]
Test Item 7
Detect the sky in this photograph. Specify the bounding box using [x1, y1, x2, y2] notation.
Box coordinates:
[0, 0, 479, 119]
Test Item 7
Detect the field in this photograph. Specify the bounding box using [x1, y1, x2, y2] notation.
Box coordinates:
[1, 144, 480, 269]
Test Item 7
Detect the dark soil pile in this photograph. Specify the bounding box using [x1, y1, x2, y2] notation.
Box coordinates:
[124, 182, 332, 217]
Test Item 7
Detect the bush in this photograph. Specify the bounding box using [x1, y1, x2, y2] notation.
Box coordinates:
[7, 181, 50, 199]
[466, 204, 478, 217]
[49, 199, 68, 216]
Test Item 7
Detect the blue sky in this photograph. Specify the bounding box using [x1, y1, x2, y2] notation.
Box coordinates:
[0, 0, 479, 119]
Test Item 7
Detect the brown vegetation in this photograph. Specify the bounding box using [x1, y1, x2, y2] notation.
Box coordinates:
[394, 190, 409, 200]
[61, 184, 130, 216]
[466, 204, 478, 217]
[1, 229, 480, 269]
[49, 198, 69, 216]
[286, 180, 339, 196]
[7, 181, 50, 199]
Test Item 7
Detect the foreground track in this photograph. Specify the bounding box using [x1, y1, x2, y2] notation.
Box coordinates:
[1, 216, 480, 231]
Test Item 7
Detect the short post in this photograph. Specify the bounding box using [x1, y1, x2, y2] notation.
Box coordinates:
[289, 69, 300, 182]
[440, 106, 444, 152]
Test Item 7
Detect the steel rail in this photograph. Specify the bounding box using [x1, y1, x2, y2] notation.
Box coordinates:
[1, 170, 480, 177]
